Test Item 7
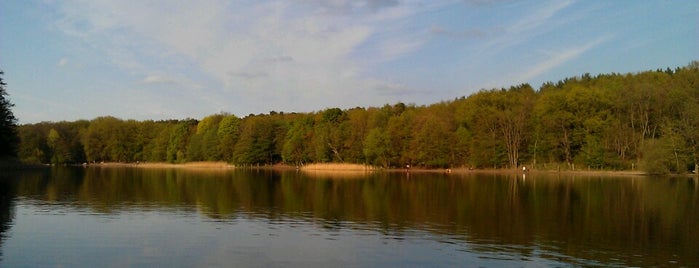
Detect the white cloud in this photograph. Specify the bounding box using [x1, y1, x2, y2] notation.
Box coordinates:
[378, 36, 427, 61]
[508, 0, 573, 33]
[474, 0, 575, 57]
[47, 0, 459, 115]
[142, 75, 175, 84]
[512, 35, 611, 83]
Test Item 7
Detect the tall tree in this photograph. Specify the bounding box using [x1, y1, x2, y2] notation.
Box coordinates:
[465, 85, 534, 168]
[282, 114, 314, 166]
[0, 70, 19, 158]
[218, 114, 241, 162]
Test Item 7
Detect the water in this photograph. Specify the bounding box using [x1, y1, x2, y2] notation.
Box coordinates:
[0, 167, 697, 267]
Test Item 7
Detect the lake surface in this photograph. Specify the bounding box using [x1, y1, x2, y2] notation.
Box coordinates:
[0, 167, 697, 267]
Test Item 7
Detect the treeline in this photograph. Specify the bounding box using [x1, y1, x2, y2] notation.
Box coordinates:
[17, 62, 699, 174]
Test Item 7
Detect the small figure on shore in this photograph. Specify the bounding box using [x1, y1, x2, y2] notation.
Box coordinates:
[522, 166, 527, 174]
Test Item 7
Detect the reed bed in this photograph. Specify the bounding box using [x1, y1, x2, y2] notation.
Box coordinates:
[299, 163, 375, 171]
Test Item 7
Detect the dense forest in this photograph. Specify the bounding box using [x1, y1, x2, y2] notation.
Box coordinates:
[16, 62, 699, 174]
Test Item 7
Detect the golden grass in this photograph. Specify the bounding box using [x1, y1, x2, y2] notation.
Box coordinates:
[299, 163, 375, 171]
[298, 163, 375, 179]
[301, 170, 373, 179]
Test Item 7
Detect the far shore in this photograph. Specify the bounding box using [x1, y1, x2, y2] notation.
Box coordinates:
[460, 168, 648, 177]
[87, 161, 235, 169]
[84, 162, 654, 176]
[8, 160, 698, 177]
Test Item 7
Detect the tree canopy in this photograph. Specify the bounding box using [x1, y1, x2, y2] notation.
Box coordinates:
[15, 62, 699, 174]
[0, 70, 19, 159]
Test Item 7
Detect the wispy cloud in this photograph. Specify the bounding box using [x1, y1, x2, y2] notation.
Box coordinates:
[475, 0, 575, 56]
[47, 0, 455, 114]
[508, 0, 573, 33]
[431, 25, 490, 39]
[142, 75, 176, 84]
[512, 35, 612, 83]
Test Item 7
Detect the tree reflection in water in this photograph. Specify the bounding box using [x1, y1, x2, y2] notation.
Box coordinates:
[3, 167, 699, 266]
[0, 173, 19, 262]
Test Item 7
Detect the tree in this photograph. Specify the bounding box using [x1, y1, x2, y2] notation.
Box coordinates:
[17, 123, 50, 164]
[385, 107, 416, 167]
[47, 128, 69, 164]
[83, 116, 121, 162]
[167, 120, 196, 163]
[187, 114, 223, 161]
[363, 127, 390, 168]
[313, 108, 349, 162]
[464, 85, 534, 168]
[343, 107, 369, 163]
[282, 114, 314, 166]
[0, 70, 19, 158]
[218, 114, 241, 162]
[413, 114, 453, 167]
[233, 115, 278, 165]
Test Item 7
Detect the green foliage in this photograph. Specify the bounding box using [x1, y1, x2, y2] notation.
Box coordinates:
[0, 70, 19, 158]
[13, 61, 699, 173]
[306, 108, 358, 163]
[282, 114, 314, 165]
[363, 128, 390, 167]
[167, 120, 196, 163]
[218, 114, 241, 162]
[233, 115, 279, 165]
[188, 114, 224, 161]
[641, 139, 673, 174]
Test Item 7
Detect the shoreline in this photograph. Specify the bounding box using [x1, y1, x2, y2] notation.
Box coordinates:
[0, 158, 49, 170]
[87, 161, 235, 169]
[9, 160, 696, 177]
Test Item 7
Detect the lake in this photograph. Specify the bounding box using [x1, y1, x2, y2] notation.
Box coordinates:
[0, 167, 697, 267]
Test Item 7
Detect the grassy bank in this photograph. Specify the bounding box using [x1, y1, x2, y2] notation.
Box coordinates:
[299, 163, 375, 171]
[297, 163, 375, 179]
[90, 161, 234, 169]
[9, 159, 659, 177]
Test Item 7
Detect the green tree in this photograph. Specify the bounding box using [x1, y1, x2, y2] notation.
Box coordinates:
[385, 106, 416, 167]
[343, 107, 369, 163]
[0, 70, 19, 158]
[47, 128, 69, 164]
[218, 114, 241, 162]
[233, 115, 278, 165]
[187, 114, 223, 161]
[363, 127, 390, 168]
[138, 120, 170, 162]
[17, 123, 50, 164]
[464, 85, 533, 168]
[83, 116, 120, 162]
[282, 114, 314, 166]
[166, 120, 196, 163]
[312, 108, 349, 162]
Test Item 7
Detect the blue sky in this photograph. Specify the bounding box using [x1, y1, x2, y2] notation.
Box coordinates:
[1, 0, 697, 123]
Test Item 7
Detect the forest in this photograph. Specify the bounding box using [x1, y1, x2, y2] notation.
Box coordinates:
[16, 62, 699, 174]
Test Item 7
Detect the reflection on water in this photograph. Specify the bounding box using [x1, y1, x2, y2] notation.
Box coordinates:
[0, 167, 697, 267]
[0, 176, 16, 263]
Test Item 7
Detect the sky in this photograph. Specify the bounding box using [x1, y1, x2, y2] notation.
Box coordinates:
[1, 0, 697, 123]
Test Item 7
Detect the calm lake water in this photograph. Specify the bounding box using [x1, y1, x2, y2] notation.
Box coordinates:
[0, 167, 697, 267]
